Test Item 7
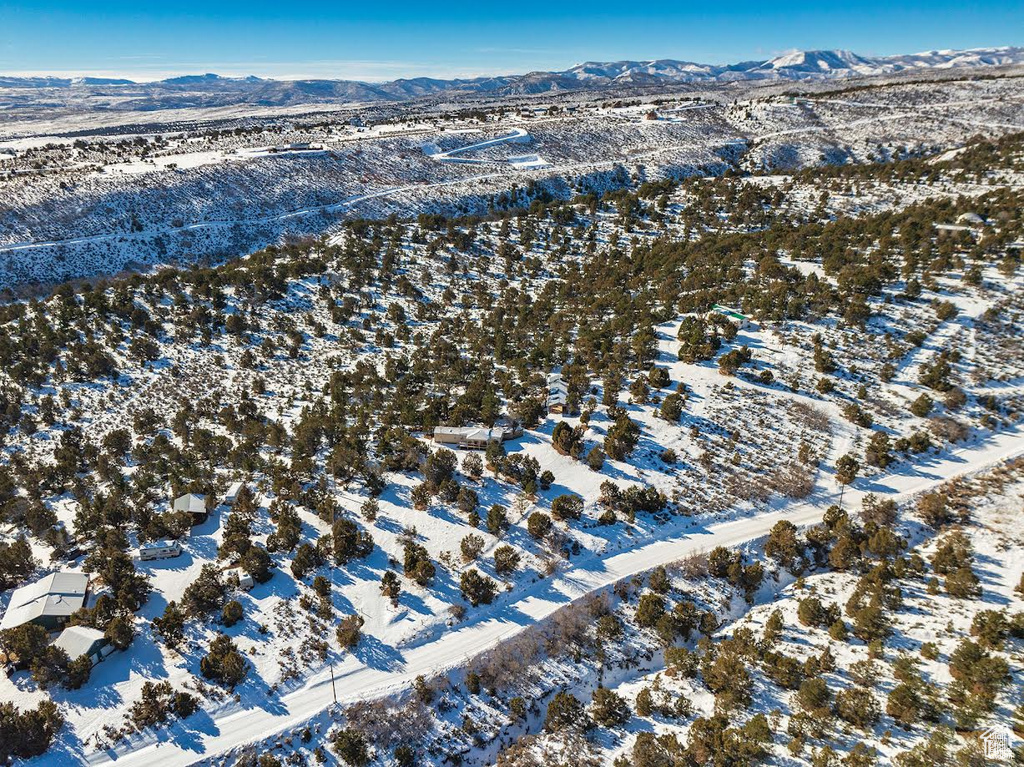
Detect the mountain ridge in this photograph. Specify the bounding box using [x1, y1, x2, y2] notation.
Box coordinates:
[1, 46, 1022, 108]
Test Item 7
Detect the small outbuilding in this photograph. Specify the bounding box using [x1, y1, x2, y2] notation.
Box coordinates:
[53, 626, 111, 665]
[0, 572, 90, 631]
[224, 569, 254, 591]
[223, 481, 245, 506]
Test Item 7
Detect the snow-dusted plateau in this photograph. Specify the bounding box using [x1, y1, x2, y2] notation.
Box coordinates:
[0, 47, 1022, 767]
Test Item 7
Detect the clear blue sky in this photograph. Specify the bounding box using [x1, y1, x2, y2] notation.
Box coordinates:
[1, 0, 1020, 80]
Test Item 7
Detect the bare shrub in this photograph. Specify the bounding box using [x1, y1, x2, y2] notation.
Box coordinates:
[768, 461, 816, 499]
[724, 472, 771, 503]
[545, 601, 591, 656]
[344, 698, 432, 750]
[499, 731, 599, 766]
[673, 551, 709, 579]
[583, 592, 612, 619]
[470, 633, 541, 692]
[791, 401, 833, 434]
[928, 415, 968, 443]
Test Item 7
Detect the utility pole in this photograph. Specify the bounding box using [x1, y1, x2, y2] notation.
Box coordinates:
[329, 497, 338, 705]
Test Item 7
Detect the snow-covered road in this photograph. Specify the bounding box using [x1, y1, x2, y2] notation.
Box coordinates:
[426, 127, 531, 161]
[83, 423, 1024, 767]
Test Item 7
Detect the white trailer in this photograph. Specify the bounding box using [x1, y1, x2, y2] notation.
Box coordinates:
[223, 481, 245, 506]
[139, 540, 183, 561]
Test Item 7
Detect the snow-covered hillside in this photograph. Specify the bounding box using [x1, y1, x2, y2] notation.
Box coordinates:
[0, 126, 1021, 766]
[0, 71, 1022, 293]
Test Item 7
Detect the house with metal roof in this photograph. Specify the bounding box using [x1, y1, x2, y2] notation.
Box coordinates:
[173, 493, 209, 524]
[432, 423, 521, 449]
[0, 572, 90, 631]
[547, 373, 570, 414]
[957, 211, 986, 227]
[710, 304, 752, 327]
[53, 626, 111, 665]
[433, 426, 502, 449]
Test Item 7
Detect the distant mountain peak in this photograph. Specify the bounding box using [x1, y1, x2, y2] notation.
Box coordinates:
[161, 73, 225, 84]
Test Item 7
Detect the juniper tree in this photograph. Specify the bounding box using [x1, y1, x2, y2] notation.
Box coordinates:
[459, 569, 497, 607]
[200, 634, 248, 688]
[486, 504, 508, 536]
[380, 571, 401, 606]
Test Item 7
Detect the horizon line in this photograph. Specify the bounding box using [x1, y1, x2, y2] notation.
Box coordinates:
[1, 43, 1017, 85]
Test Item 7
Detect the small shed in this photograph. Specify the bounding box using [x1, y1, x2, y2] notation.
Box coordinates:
[173, 493, 208, 525]
[53, 626, 111, 665]
[224, 569, 254, 591]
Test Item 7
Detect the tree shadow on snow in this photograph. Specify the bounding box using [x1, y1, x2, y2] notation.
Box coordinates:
[352, 633, 406, 672]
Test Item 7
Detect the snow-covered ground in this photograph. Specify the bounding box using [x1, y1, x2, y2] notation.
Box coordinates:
[0, 73, 1021, 767]
[72, 425, 1024, 767]
[592, 462, 1024, 766]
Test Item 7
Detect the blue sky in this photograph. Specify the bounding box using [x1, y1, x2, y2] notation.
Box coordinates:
[1, 0, 1021, 80]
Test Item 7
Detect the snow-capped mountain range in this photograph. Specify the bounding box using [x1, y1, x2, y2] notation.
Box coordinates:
[1, 46, 1022, 107]
[559, 46, 1024, 84]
